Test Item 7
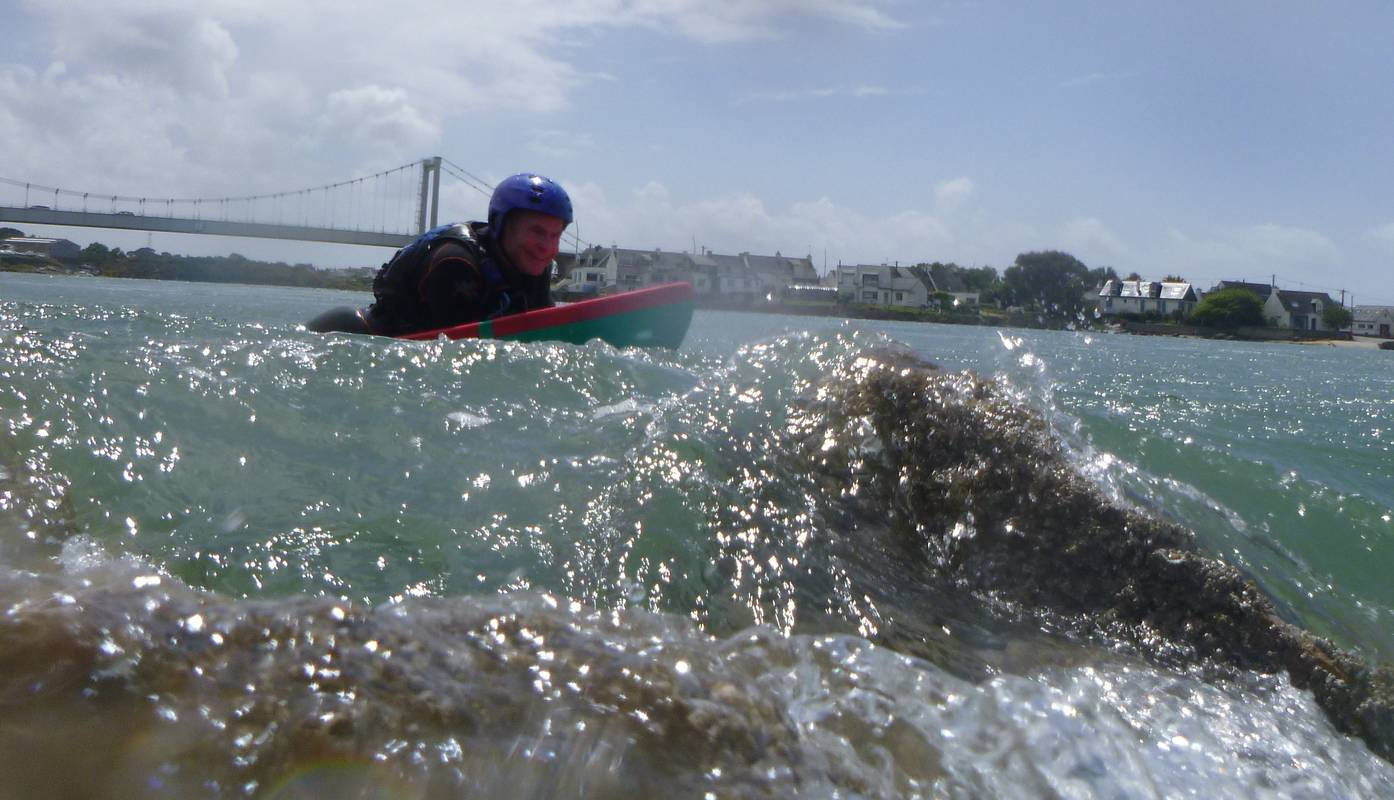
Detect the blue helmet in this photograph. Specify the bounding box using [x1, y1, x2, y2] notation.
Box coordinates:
[488, 173, 573, 232]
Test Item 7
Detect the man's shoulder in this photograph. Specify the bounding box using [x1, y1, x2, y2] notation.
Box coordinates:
[426, 221, 483, 242]
[426, 222, 489, 256]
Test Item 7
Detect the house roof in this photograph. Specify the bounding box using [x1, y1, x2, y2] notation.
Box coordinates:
[1098, 280, 1196, 301]
[708, 254, 746, 273]
[743, 253, 818, 281]
[3, 237, 71, 246]
[906, 265, 938, 293]
[689, 252, 720, 268]
[1276, 290, 1336, 310]
[928, 264, 966, 293]
[1158, 282, 1196, 300]
[1353, 305, 1394, 320]
[1099, 279, 1144, 297]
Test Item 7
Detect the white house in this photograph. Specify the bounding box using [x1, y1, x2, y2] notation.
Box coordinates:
[1, 236, 81, 260]
[743, 252, 820, 295]
[1096, 280, 1200, 317]
[830, 264, 936, 307]
[1353, 306, 1394, 338]
[556, 245, 815, 300]
[1210, 281, 1342, 331]
[1266, 289, 1338, 331]
[925, 264, 980, 307]
[562, 246, 618, 294]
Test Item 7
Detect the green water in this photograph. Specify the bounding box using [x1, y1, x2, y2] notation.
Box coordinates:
[3, 272, 1393, 798]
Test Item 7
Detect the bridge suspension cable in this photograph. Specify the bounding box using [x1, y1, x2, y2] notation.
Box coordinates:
[440, 159, 493, 199]
[0, 162, 421, 208]
[0, 162, 425, 235]
[2, 158, 604, 257]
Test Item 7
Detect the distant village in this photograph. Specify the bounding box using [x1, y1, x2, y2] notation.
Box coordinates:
[557, 242, 1394, 339]
[5, 230, 1393, 340]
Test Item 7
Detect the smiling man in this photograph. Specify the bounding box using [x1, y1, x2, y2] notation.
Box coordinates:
[307, 173, 572, 336]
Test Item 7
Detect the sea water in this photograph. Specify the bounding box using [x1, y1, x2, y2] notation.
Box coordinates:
[2, 272, 1392, 798]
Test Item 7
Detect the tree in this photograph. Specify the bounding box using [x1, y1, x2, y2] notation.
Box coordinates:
[1322, 304, 1353, 330]
[1001, 250, 1092, 314]
[1125, 271, 1142, 281]
[80, 242, 115, 265]
[959, 265, 1001, 291]
[1163, 275, 1185, 282]
[1189, 288, 1266, 328]
[1091, 266, 1120, 286]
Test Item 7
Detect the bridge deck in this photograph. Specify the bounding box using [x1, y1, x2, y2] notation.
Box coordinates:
[0, 206, 415, 248]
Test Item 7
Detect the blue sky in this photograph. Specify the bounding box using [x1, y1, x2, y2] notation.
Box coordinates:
[4, 1, 1394, 304]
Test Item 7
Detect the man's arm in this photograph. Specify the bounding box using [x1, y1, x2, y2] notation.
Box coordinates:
[416, 241, 489, 329]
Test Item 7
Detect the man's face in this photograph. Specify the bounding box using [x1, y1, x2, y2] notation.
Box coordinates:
[499, 209, 566, 277]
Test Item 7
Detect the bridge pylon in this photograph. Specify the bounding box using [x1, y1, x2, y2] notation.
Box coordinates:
[418, 157, 442, 234]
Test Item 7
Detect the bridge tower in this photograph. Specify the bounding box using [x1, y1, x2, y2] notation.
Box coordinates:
[417, 156, 442, 234]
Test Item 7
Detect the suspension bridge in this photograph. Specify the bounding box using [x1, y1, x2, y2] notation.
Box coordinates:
[0, 157, 589, 253]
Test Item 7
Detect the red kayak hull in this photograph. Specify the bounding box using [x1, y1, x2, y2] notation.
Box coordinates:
[397, 282, 696, 349]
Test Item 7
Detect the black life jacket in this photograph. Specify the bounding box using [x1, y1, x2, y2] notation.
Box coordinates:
[367, 222, 551, 334]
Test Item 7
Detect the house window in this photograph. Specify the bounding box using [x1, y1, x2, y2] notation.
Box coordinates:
[895, 292, 904, 302]
[861, 274, 879, 288]
[862, 290, 878, 302]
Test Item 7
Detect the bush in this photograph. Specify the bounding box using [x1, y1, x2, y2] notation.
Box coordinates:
[1189, 288, 1266, 328]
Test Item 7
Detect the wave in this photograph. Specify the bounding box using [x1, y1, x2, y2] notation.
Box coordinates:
[4, 295, 1394, 795]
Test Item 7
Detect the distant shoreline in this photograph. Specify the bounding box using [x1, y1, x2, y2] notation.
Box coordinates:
[1293, 335, 1387, 350]
[8, 266, 1391, 349]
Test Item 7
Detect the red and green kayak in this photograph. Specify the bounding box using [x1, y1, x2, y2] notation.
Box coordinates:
[398, 282, 695, 349]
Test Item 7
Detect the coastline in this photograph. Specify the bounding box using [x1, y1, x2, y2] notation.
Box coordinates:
[10, 268, 1392, 350]
[1294, 335, 1387, 350]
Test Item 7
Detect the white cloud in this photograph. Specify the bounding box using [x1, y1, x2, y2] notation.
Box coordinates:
[47, 7, 240, 98]
[1057, 71, 1136, 90]
[563, 181, 953, 269]
[739, 85, 893, 104]
[1061, 217, 1128, 262]
[323, 86, 439, 153]
[617, 0, 904, 43]
[934, 177, 975, 211]
[527, 129, 596, 159]
[1166, 223, 1338, 265]
[1233, 223, 1339, 263]
[1159, 223, 1342, 289]
[1365, 221, 1394, 254]
[3, 0, 902, 200]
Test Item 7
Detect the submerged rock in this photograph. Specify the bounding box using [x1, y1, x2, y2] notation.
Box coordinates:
[787, 346, 1394, 761]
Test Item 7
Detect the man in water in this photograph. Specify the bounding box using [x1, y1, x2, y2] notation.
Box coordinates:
[307, 173, 572, 336]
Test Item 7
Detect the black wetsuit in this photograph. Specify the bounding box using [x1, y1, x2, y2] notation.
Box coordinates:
[307, 221, 552, 336]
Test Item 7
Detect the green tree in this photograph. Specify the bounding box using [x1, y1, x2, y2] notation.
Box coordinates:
[959, 265, 1000, 291]
[1002, 250, 1092, 314]
[1091, 266, 1120, 285]
[80, 242, 115, 265]
[1163, 275, 1185, 282]
[1124, 271, 1142, 281]
[1189, 288, 1266, 328]
[1322, 304, 1353, 330]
